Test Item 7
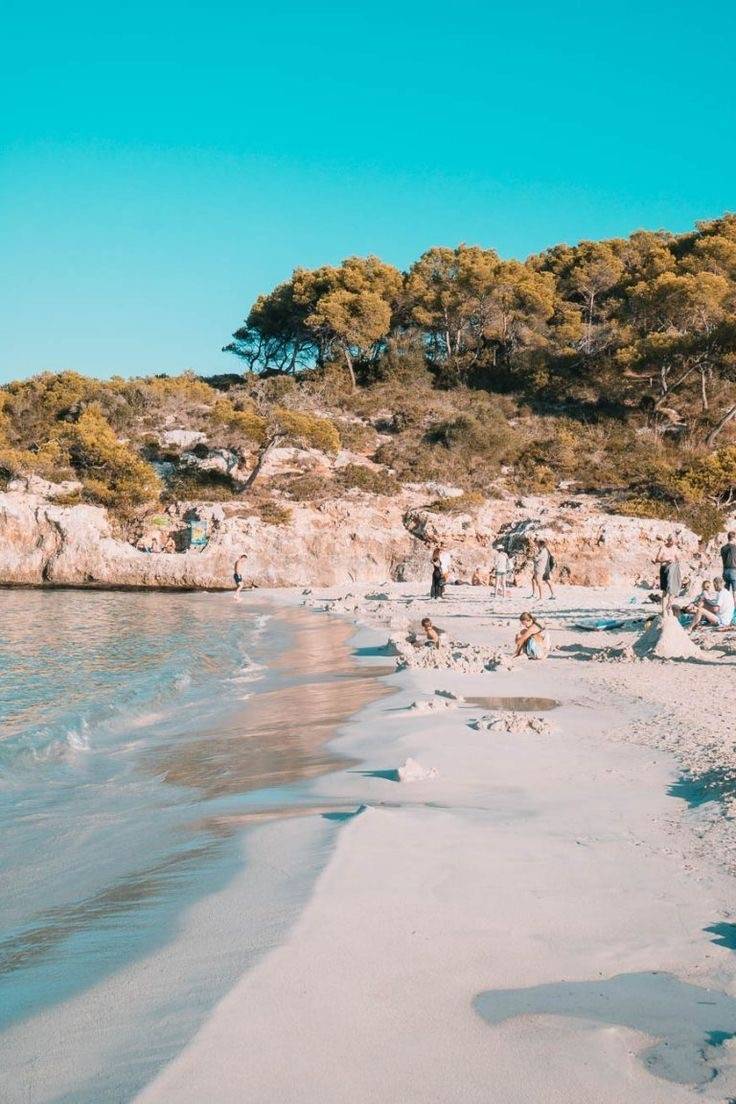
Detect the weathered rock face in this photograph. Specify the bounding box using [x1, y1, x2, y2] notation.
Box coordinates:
[0, 491, 422, 589]
[0, 487, 722, 591]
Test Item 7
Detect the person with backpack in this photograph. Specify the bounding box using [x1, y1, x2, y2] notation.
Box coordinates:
[530, 538, 556, 601]
[720, 531, 736, 597]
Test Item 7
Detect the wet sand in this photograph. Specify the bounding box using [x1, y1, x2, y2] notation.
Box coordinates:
[151, 607, 389, 799]
[135, 584, 736, 1104]
[0, 603, 391, 1104]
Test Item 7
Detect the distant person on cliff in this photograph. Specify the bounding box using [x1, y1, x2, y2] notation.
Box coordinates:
[530, 539, 556, 601]
[493, 546, 510, 598]
[720, 531, 736, 596]
[233, 554, 249, 600]
[514, 612, 550, 659]
[654, 535, 681, 613]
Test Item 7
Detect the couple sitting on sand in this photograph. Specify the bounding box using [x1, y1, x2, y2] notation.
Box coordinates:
[682, 577, 735, 633]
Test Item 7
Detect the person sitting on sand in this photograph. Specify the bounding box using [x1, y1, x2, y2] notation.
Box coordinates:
[162, 535, 176, 554]
[420, 617, 443, 648]
[493, 546, 509, 598]
[514, 612, 550, 660]
[654, 535, 681, 613]
[690, 577, 735, 632]
[471, 567, 485, 586]
[681, 578, 715, 615]
[530, 539, 556, 601]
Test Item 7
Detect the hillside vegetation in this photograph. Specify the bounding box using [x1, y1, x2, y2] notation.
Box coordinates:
[3, 216, 736, 539]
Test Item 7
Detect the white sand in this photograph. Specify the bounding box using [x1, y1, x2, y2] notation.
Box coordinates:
[134, 582, 736, 1103]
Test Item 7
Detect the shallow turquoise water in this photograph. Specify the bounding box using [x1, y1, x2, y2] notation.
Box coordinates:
[0, 590, 359, 1101]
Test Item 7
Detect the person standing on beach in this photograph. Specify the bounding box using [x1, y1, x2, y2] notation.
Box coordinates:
[430, 547, 444, 599]
[720, 531, 736, 596]
[654, 535, 681, 614]
[530, 539, 556, 601]
[430, 545, 451, 599]
[493, 546, 509, 598]
[233, 554, 248, 600]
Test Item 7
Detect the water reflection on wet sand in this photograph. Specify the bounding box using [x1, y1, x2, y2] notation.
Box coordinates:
[0, 606, 388, 1008]
[151, 609, 389, 799]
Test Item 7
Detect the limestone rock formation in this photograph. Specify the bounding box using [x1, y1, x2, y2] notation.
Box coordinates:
[0, 481, 722, 591]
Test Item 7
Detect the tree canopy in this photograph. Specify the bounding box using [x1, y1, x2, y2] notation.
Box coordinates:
[227, 215, 736, 444]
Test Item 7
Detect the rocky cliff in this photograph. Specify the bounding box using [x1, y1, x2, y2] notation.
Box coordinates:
[0, 482, 720, 591]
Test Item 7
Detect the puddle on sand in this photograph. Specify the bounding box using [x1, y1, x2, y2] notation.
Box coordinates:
[474, 971, 736, 1089]
[669, 769, 736, 810]
[465, 696, 559, 712]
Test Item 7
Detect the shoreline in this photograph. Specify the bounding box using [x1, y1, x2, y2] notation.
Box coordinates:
[136, 583, 736, 1103]
[0, 597, 391, 1104]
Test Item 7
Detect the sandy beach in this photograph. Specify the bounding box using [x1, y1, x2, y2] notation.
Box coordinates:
[130, 582, 736, 1103]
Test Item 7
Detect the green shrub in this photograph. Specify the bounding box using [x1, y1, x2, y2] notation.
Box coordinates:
[165, 469, 239, 501]
[339, 463, 400, 495]
[335, 419, 378, 453]
[57, 405, 160, 508]
[209, 399, 267, 443]
[275, 409, 341, 454]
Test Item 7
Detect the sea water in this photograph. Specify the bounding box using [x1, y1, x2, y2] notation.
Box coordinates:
[0, 589, 371, 1102]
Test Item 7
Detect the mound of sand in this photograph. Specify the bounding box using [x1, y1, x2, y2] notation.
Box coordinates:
[388, 633, 519, 674]
[397, 758, 439, 783]
[596, 612, 706, 663]
[633, 613, 705, 661]
[472, 713, 553, 735]
[407, 697, 458, 714]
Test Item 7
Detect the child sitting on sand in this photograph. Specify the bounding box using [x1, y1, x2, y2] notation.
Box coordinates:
[420, 617, 443, 649]
[514, 612, 550, 660]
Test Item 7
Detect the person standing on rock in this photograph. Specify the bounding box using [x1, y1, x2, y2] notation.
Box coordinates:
[720, 531, 736, 596]
[530, 539, 556, 601]
[654, 535, 681, 614]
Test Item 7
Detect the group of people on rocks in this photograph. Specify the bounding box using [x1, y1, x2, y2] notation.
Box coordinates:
[655, 530, 736, 632]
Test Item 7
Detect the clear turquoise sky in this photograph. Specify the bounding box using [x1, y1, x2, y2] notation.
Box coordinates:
[2, 0, 734, 384]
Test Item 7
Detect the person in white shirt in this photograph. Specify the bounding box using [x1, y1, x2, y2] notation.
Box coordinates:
[714, 577, 735, 628]
[689, 576, 735, 631]
[493, 547, 509, 597]
[438, 547, 452, 576]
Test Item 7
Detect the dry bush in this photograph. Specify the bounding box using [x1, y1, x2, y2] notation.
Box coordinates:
[257, 499, 293, 526]
[338, 463, 400, 496]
